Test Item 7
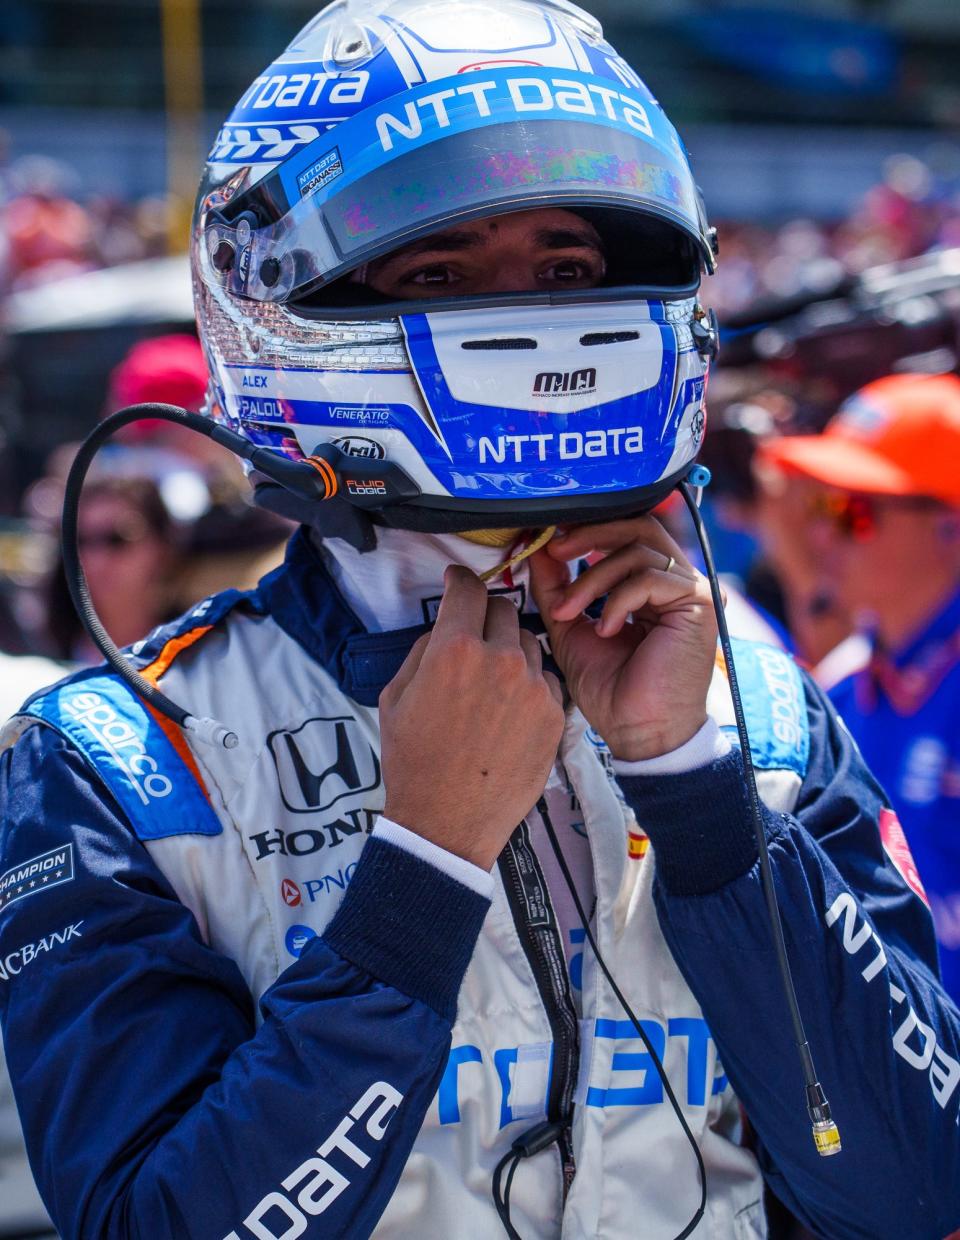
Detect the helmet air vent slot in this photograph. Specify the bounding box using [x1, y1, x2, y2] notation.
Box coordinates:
[460, 338, 538, 351]
[579, 331, 639, 346]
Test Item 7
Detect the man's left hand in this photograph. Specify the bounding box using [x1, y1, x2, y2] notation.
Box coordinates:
[529, 516, 718, 761]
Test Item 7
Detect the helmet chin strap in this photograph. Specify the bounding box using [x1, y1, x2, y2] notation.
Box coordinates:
[461, 526, 558, 584]
[457, 527, 521, 548]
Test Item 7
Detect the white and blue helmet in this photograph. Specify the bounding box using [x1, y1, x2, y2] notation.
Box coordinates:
[192, 0, 719, 536]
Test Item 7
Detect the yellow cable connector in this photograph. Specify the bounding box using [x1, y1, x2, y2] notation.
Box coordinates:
[812, 1119, 842, 1156]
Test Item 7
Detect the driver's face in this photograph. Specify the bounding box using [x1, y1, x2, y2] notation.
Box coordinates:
[364, 207, 606, 299]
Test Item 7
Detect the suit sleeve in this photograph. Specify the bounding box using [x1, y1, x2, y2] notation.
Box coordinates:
[0, 724, 489, 1240]
[617, 674, 960, 1240]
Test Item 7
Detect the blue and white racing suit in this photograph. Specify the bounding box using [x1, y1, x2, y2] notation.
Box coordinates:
[1, 528, 959, 1239]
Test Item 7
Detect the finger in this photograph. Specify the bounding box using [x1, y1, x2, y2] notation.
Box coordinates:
[550, 544, 698, 622]
[598, 570, 713, 637]
[433, 564, 489, 639]
[529, 548, 572, 635]
[518, 627, 544, 675]
[549, 515, 692, 571]
[542, 669, 563, 707]
[380, 631, 432, 704]
[483, 595, 521, 647]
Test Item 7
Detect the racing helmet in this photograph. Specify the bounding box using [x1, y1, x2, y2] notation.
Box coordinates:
[192, 0, 719, 538]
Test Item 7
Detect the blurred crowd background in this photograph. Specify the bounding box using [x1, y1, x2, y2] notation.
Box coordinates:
[1, 1, 960, 1237]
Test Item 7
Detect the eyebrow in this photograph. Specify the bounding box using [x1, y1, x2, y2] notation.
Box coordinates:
[373, 223, 605, 268]
[534, 228, 604, 252]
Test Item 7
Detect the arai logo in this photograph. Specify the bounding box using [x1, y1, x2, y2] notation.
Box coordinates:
[333, 436, 385, 460]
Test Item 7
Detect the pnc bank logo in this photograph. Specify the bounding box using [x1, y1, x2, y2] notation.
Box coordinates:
[268, 715, 381, 815]
[532, 368, 597, 397]
[281, 878, 302, 907]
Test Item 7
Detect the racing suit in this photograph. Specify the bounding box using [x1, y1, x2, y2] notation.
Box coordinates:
[824, 588, 960, 1004]
[1, 527, 959, 1239]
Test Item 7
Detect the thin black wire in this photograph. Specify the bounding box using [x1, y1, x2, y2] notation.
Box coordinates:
[503, 1156, 521, 1224]
[61, 404, 218, 728]
[537, 797, 706, 1240]
[492, 1149, 523, 1239]
[677, 480, 818, 1091]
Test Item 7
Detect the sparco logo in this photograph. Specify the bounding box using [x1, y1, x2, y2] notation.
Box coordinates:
[223, 1081, 402, 1240]
[63, 691, 172, 805]
[532, 368, 597, 397]
[268, 717, 381, 815]
[332, 436, 385, 460]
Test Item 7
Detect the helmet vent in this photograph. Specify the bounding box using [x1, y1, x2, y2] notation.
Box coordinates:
[579, 331, 639, 346]
[332, 21, 373, 65]
[460, 337, 537, 351]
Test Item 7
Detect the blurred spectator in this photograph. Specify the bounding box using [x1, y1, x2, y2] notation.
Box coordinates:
[761, 373, 960, 1000]
[19, 335, 290, 665]
[696, 377, 853, 664]
[105, 333, 225, 470]
[101, 333, 291, 608]
[707, 153, 960, 318]
[1, 155, 95, 289]
[44, 473, 181, 662]
[0, 155, 175, 292]
[751, 461, 855, 665]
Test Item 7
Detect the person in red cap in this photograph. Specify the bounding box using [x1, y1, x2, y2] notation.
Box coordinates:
[762, 372, 960, 1001]
[106, 333, 224, 469]
[103, 333, 292, 605]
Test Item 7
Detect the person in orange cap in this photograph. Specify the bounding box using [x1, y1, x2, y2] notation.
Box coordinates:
[762, 372, 960, 1000]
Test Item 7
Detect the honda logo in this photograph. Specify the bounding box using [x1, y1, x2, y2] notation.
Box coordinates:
[268, 716, 381, 815]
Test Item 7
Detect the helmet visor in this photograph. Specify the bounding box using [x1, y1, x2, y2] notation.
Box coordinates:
[204, 67, 712, 304]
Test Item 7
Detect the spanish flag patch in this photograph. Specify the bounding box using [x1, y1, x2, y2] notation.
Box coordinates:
[628, 829, 649, 860]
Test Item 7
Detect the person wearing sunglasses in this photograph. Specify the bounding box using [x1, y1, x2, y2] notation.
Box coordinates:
[2, 6, 960, 1240]
[762, 372, 960, 1003]
[43, 474, 181, 662]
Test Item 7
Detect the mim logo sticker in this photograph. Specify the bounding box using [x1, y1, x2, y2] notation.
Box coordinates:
[268, 716, 381, 815]
[532, 368, 597, 397]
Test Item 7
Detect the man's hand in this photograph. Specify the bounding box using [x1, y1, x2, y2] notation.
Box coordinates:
[380, 565, 565, 870]
[529, 516, 717, 761]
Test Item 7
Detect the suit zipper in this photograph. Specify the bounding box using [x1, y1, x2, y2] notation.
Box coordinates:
[497, 817, 579, 1194]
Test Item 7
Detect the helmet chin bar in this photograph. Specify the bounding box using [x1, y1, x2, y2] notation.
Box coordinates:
[252, 461, 691, 555]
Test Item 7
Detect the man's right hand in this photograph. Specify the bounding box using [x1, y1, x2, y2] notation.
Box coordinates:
[379, 565, 565, 871]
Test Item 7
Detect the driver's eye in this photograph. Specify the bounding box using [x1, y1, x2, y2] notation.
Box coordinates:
[540, 259, 599, 284]
[409, 265, 457, 285]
